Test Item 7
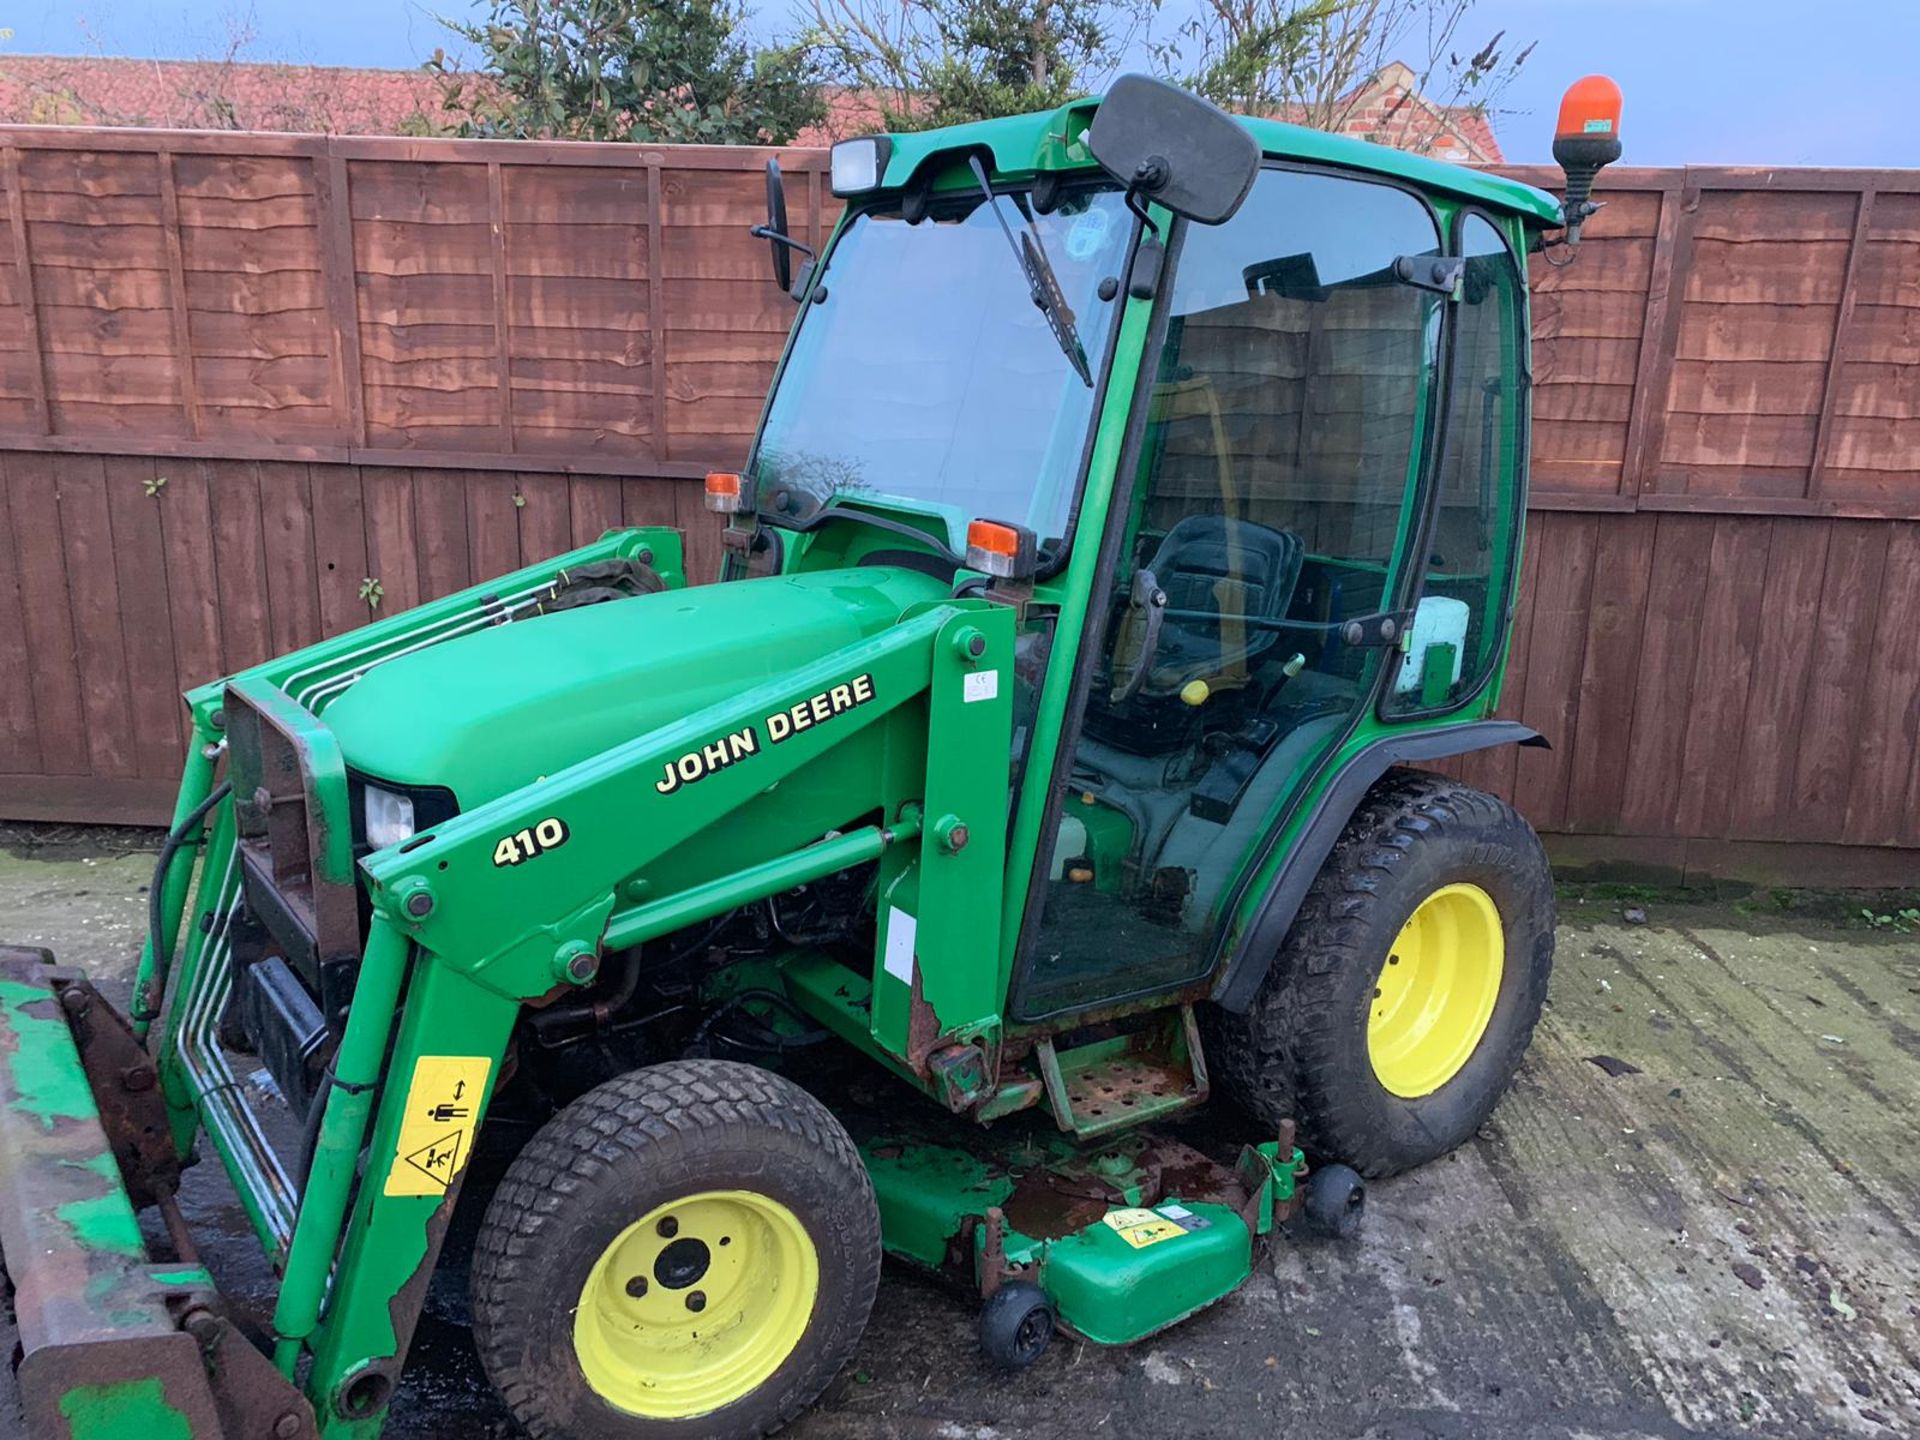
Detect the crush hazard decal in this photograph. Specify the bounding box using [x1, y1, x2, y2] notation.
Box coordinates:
[1102, 1207, 1186, 1250]
[384, 1055, 492, 1197]
[654, 673, 876, 795]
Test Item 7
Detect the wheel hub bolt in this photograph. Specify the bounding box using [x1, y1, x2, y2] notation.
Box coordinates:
[625, 1276, 648, 1298]
[686, 1291, 706, 1313]
[656, 1216, 678, 1238]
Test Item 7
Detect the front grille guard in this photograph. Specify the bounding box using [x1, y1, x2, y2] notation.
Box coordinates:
[146, 528, 679, 1263]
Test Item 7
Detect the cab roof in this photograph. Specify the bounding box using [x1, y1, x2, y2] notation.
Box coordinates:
[871, 98, 1563, 228]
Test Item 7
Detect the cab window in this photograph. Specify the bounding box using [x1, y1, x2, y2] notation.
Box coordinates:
[1014, 166, 1444, 1020]
[1385, 211, 1526, 713]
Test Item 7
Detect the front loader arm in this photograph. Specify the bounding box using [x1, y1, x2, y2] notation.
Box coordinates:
[293, 598, 1015, 1437]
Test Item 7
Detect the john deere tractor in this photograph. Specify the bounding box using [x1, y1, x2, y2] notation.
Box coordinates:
[0, 74, 1621, 1440]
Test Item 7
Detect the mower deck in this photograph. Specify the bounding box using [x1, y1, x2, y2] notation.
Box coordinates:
[853, 1112, 1301, 1347]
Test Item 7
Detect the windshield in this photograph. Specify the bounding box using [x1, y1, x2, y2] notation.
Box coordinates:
[750, 185, 1133, 552]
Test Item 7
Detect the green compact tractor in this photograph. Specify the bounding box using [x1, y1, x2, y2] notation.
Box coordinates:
[1, 75, 1621, 1440]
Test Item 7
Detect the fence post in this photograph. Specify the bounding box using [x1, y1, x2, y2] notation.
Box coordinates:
[647, 157, 668, 463]
[1807, 184, 1876, 503]
[1621, 168, 1698, 501]
[2, 144, 51, 434]
[155, 148, 200, 439]
[314, 144, 367, 448]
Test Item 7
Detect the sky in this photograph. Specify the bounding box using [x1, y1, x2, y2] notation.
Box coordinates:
[2, 0, 1914, 168]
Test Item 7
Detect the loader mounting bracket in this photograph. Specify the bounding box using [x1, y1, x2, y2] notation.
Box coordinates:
[0, 946, 319, 1440]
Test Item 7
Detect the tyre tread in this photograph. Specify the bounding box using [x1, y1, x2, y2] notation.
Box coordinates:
[471, 1059, 877, 1440]
[1207, 769, 1554, 1177]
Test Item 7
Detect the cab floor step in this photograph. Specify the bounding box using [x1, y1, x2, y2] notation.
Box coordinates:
[1036, 1004, 1210, 1139]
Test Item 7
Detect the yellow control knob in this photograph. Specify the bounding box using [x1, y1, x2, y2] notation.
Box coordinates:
[1180, 679, 1211, 707]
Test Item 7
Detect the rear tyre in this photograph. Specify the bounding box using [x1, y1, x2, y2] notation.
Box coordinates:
[1207, 771, 1554, 1178]
[472, 1059, 880, 1440]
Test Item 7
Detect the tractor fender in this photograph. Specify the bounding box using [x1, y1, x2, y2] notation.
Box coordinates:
[1209, 721, 1548, 1014]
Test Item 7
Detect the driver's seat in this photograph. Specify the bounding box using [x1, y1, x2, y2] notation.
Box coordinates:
[1141, 513, 1303, 696]
[1085, 513, 1305, 755]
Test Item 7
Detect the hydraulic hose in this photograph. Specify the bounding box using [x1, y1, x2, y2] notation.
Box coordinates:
[134, 780, 232, 1025]
[689, 988, 830, 1056]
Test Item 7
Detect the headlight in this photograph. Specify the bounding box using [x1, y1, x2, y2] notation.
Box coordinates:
[363, 786, 417, 850]
[830, 136, 890, 196]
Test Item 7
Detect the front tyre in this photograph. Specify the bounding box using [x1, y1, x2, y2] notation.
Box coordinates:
[472, 1059, 880, 1439]
[1209, 772, 1555, 1178]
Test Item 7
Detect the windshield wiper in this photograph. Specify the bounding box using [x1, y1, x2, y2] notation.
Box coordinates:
[968, 156, 1092, 387]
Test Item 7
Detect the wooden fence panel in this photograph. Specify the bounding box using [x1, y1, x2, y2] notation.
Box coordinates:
[351, 159, 501, 452]
[0, 129, 1914, 867]
[175, 151, 336, 440]
[1829, 190, 1920, 506]
[660, 161, 795, 464]
[0, 149, 46, 431]
[501, 165, 654, 459]
[29, 150, 188, 439]
[1471, 510, 1918, 853]
[1527, 178, 1666, 498]
[1843, 520, 1920, 848]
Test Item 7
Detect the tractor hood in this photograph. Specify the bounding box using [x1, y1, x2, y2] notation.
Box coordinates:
[320, 565, 949, 808]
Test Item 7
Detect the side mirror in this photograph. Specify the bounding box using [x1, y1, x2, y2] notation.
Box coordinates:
[748, 158, 819, 301]
[1552, 75, 1623, 244]
[1088, 75, 1260, 226]
[762, 158, 792, 292]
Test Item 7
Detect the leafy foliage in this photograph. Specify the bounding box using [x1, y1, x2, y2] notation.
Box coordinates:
[426, 0, 1525, 153]
[807, 0, 1150, 131]
[1157, 0, 1531, 155]
[1860, 906, 1920, 934]
[429, 0, 826, 144]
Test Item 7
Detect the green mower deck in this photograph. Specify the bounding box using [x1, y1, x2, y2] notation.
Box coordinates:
[858, 1115, 1303, 1347]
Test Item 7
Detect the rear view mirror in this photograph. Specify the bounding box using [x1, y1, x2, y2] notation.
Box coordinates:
[1088, 75, 1260, 226]
[747, 158, 818, 301]
[763, 158, 792, 292]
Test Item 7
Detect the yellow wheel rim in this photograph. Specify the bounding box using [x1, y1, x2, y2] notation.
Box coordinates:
[1367, 882, 1505, 1099]
[573, 1189, 819, 1419]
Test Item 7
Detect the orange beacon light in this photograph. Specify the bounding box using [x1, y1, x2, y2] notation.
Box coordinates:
[1551, 75, 1623, 244]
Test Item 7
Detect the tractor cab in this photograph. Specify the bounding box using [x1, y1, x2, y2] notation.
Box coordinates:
[733, 77, 1560, 1032]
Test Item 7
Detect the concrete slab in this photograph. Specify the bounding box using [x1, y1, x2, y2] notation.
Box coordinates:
[2, 838, 1915, 1438]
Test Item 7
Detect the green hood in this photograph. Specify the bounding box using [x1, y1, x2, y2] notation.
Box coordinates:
[322, 566, 949, 807]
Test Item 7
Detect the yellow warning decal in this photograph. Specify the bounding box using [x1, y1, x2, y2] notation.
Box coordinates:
[383, 1055, 492, 1198]
[1102, 1207, 1185, 1250]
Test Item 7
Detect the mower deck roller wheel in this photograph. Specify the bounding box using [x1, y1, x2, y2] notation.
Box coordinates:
[1299, 1163, 1366, 1238]
[978, 1282, 1055, 1371]
[471, 1059, 880, 1439]
[1208, 772, 1554, 1178]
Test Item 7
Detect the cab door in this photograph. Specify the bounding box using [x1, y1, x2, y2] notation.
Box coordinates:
[1010, 165, 1449, 1022]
